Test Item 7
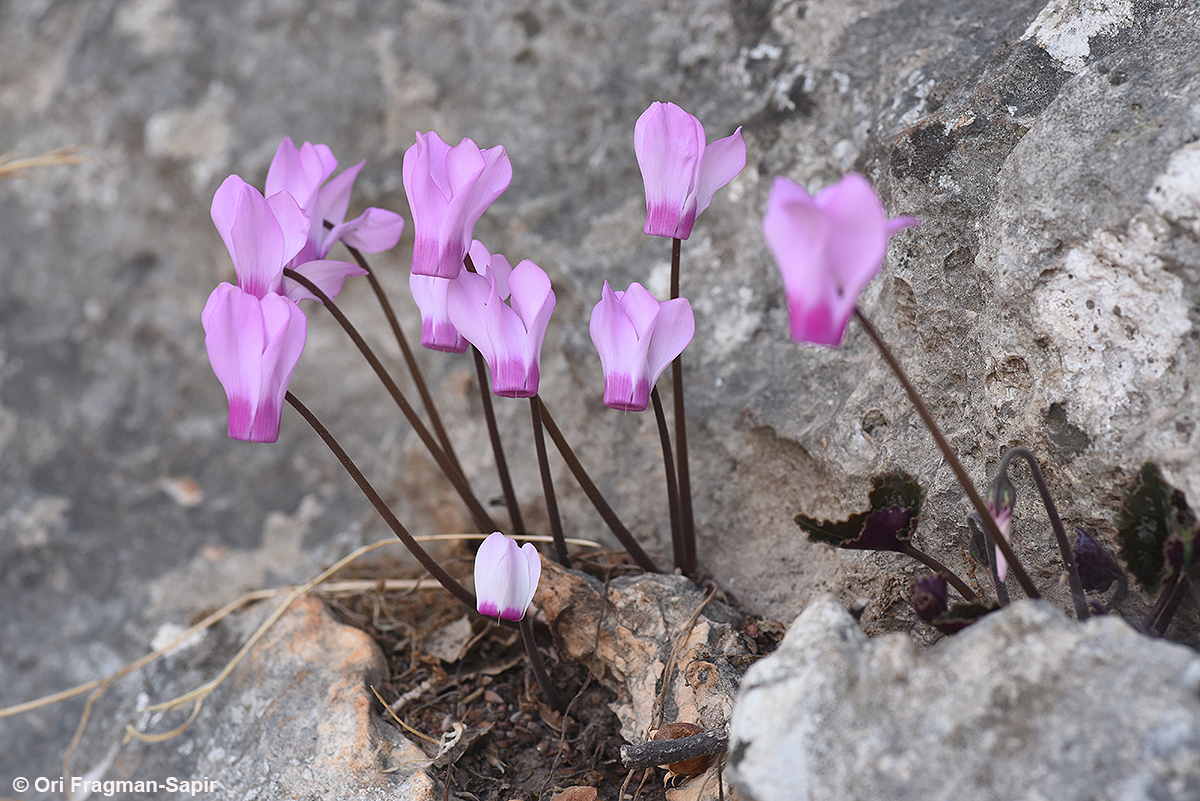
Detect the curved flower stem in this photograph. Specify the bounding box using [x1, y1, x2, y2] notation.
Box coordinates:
[285, 392, 476, 610]
[1152, 574, 1190, 636]
[461, 253, 524, 531]
[899, 543, 980, 602]
[852, 308, 1041, 600]
[996, 447, 1088, 619]
[474, 348, 525, 533]
[669, 237, 697, 574]
[652, 387, 685, 571]
[283, 268, 498, 534]
[536, 398, 661, 573]
[519, 615, 565, 712]
[1143, 566, 1184, 635]
[530, 396, 568, 566]
[340, 242, 466, 483]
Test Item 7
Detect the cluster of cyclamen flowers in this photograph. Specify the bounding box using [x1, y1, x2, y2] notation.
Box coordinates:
[201, 137, 404, 442]
[203, 101, 940, 708]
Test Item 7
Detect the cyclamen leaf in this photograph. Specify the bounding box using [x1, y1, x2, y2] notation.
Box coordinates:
[1115, 463, 1192, 593]
[931, 601, 999, 635]
[795, 470, 924, 553]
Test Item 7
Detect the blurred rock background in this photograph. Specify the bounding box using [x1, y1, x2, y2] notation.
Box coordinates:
[1, 0, 1197, 793]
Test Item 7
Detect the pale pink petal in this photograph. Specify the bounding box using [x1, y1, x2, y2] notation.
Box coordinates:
[211, 174, 250, 260]
[763, 173, 917, 348]
[507, 259, 555, 396]
[409, 273, 468, 353]
[635, 102, 703, 238]
[202, 283, 264, 440]
[265, 138, 336, 209]
[468, 240, 513, 299]
[266, 190, 311, 268]
[336, 207, 405, 254]
[590, 281, 652, 411]
[816, 175, 889, 287]
[614, 281, 662, 339]
[253, 293, 307, 442]
[284, 259, 367, 303]
[473, 532, 538, 620]
[644, 297, 695, 384]
[693, 126, 746, 218]
[315, 160, 363, 228]
[201, 285, 307, 442]
[228, 184, 286, 298]
[445, 269, 498, 358]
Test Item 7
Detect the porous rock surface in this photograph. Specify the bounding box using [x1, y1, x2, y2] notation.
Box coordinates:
[2, 0, 1199, 790]
[59, 594, 436, 801]
[728, 595, 1200, 801]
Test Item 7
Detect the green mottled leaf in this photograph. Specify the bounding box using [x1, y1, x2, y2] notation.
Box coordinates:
[1115, 463, 1192, 593]
[932, 601, 999, 635]
[795, 470, 924, 553]
[867, 470, 925, 520]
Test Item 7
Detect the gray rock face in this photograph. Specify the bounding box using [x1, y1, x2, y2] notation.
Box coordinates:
[2, 0, 1199, 786]
[728, 596, 1200, 801]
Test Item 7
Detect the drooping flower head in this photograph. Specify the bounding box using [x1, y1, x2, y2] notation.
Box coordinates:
[987, 472, 1017, 582]
[634, 102, 746, 240]
[202, 284, 307, 443]
[589, 281, 694, 412]
[265, 136, 405, 266]
[403, 131, 512, 279]
[210, 174, 366, 304]
[446, 256, 555, 398]
[474, 532, 541, 621]
[762, 173, 918, 347]
[409, 240, 514, 353]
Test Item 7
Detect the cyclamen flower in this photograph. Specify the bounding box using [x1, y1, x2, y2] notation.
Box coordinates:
[988, 473, 1016, 582]
[634, 101, 746, 239]
[409, 240, 513, 353]
[446, 257, 555, 398]
[202, 284, 306, 443]
[589, 281, 694, 412]
[762, 173, 918, 347]
[474, 532, 541, 621]
[210, 175, 365, 303]
[403, 131, 512, 279]
[265, 136, 405, 266]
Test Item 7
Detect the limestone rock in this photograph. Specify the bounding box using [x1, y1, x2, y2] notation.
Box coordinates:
[4, 0, 1200, 782]
[70, 595, 436, 801]
[728, 595, 1200, 801]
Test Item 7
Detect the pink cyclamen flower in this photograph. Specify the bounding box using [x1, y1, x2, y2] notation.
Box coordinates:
[446, 257, 555, 398]
[589, 281, 695, 412]
[265, 136, 405, 264]
[202, 283, 307, 443]
[988, 474, 1017, 583]
[210, 174, 365, 303]
[403, 131, 512, 279]
[762, 173, 919, 348]
[634, 101, 746, 239]
[409, 240, 514, 353]
[474, 532, 541, 621]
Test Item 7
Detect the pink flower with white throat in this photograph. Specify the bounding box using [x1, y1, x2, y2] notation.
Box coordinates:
[762, 173, 918, 347]
[445, 256, 555, 398]
[403, 131, 512, 279]
[589, 281, 694, 412]
[474, 532, 541, 621]
[634, 102, 746, 239]
[202, 284, 307, 443]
